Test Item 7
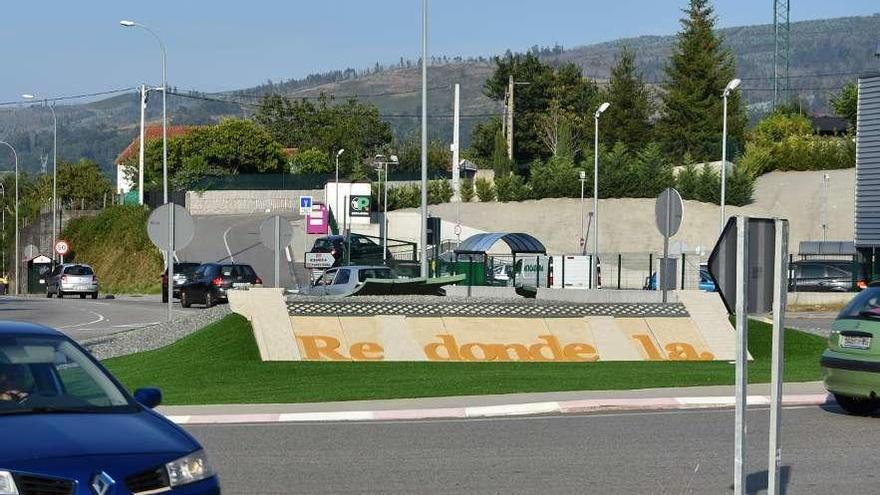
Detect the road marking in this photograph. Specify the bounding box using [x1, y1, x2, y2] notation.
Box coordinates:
[223, 224, 236, 263]
[58, 308, 106, 330]
[112, 322, 160, 328]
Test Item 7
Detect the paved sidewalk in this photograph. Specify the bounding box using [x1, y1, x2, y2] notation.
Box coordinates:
[158, 381, 831, 425]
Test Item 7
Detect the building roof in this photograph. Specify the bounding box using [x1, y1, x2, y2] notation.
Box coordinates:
[455, 232, 547, 255]
[810, 115, 850, 135]
[115, 125, 199, 164]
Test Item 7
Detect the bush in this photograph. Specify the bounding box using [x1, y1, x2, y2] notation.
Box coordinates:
[742, 112, 855, 175]
[495, 173, 531, 202]
[428, 179, 453, 204]
[387, 184, 420, 210]
[675, 163, 754, 207]
[529, 156, 580, 198]
[290, 148, 330, 174]
[475, 177, 496, 202]
[460, 179, 474, 202]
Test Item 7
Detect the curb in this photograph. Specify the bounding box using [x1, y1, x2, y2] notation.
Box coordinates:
[165, 393, 833, 425]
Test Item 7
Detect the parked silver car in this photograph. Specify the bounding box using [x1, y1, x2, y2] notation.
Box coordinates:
[311, 266, 394, 296]
[46, 263, 99, 299]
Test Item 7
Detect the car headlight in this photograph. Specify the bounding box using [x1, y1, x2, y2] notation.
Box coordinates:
[166, 450, 214, 487]
[0, 471, 18, 495]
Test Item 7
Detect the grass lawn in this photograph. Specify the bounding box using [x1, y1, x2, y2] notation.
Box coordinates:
[103, 314, 828, 405]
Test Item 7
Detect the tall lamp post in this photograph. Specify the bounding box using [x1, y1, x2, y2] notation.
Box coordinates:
[121, 19, 173, 321]
[22, 94, 57, 262]
[0, 142, 19, 295]
[0, 183, 5, 281]
[335, 149, 344, 230]
[420, 0, 429, 277]
[593, 102, 610, 289]
[374, 154, 399, 260]
[579, 170, 587, 255]
[720, 78, 741, 235]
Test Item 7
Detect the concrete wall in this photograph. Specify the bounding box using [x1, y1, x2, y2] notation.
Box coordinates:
[186, 189, 325, 216]
[787, 291, 856, 308]
[444, 286, 674, 303]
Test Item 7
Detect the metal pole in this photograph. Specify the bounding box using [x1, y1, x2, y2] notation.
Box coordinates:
[452, 83, 460, 201]
[335, 151, 341, 230]
[383, 163, 388, 261]
[768, 218, 789, 495]
[167, 205, 173, 321]
[662, 192, 670, 303]
[580, 177, 585, 254]
[720, 93, 728, 236]
[734, 215, 749, 495]
[274, 215, 281, 288]
[0, 143, 18, 295]
[593, 115, 600, 289]
[139, 84, 147, 205]
[49, 102, 57, 264]
[420, 0, 429, 278]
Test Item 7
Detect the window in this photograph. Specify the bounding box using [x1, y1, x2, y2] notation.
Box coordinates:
[317, 269, 337, 286]
[358, 269, 393, 282]
[334, 269, 351, 285]
[64, 265, 94, 276]
[220, 266, 235, 278]
[799, 265, 825, 279]
[237, 265, 257, 279]
[313, 239, 334, 250]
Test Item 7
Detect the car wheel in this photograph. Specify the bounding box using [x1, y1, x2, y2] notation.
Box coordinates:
[79, 293, 86, 299]
[180, 291, 192, 308]
[205, 291, 214, 308]
[46, 291, 52, 298]
[57, 291, 64, 299]
[91, 292, 98, 300]
[834, 394, 880, 416]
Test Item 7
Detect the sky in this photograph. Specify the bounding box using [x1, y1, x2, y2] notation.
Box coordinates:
[0, 0, 877, 103]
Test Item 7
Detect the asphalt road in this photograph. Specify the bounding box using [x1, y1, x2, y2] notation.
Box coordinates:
[177, 214, 305, 290]
[0, 295, 201, 341]
[786, 312, 837, 338]
[187, 405, 875, 494]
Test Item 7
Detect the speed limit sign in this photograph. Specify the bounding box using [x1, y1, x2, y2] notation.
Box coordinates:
[54, 240, 70, 256]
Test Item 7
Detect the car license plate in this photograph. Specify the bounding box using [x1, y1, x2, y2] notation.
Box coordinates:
[76, 285, 90, 291]
[840, 335, 872, 350]
[232, 283, 251, 289]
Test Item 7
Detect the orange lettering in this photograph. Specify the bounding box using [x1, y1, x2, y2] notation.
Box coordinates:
[424, 335, 462, 361]
[665, 342, 699, 361]
[563, 343, 599, 362]
[460, 343, 495, 361]
[350, 342, 384, 361]
[528, 335, 565, 361]
[632, 334, 664, 360]
[297, 335, 347, 361]
[485, 343, 531, 361]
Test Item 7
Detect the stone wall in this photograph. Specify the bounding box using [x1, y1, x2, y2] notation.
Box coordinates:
[186, 189, 325, 216]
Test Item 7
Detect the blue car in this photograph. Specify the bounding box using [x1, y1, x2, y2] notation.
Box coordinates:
[0, 322, 220, 495]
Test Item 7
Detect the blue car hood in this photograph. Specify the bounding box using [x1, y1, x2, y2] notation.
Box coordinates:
[0, 410, 197, 467]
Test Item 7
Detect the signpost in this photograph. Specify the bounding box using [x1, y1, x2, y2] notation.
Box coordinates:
[305, 252, 335, 269]
[299, 195, 313, 216]
[259, 215, 294, 288]
[54, 240, 70, 263]
[654, 188, 683, 303]
[147, 204, 195, 321]
[708, 216, 789, 495]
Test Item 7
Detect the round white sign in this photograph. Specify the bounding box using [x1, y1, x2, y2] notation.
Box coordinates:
[54, 240, 70, 256]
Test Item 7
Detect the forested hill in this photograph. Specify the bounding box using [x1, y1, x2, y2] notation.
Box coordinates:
[0, 14, 877, 176]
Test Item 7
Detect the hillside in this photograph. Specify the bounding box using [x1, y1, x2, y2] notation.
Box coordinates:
[0, 14, 877, 176]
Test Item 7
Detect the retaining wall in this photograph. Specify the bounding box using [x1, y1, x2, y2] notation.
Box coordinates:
[186, 189, 325, 216]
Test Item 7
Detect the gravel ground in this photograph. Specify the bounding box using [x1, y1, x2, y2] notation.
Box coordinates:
[82, 304, 231, 360]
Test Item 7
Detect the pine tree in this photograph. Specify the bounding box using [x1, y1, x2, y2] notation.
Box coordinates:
[656, 0, 746, 162]
[600, 46, 653, 150]
[492, 130, 511, 176]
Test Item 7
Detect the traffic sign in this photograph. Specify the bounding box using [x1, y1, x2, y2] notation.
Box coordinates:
[305, 252, 335, 269]
[54, 240, 70, 256]
[299, 196, 313, 215]
[147, 204, 195, 251]
[655, 188, 683, 237]
[454, 224, 462, 236]
[259, 216, 294, 250]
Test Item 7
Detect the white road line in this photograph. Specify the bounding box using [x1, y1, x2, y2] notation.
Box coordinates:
[223, 224, 236, 263]
[58, 308, 106, 330]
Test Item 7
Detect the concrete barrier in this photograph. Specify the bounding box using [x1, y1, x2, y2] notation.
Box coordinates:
[786, 291, 855, 308]
[186, 189, 325, 215]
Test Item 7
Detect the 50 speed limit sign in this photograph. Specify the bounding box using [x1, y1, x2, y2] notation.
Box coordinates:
[54, 240, 70, 256]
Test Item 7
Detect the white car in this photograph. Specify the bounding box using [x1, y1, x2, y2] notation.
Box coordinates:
[46, 263, 99, 299]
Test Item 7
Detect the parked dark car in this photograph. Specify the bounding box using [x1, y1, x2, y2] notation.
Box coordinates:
[789, 260, 858, 292]
[161, 262, 202, 303]
[0, 321, 220, 493]
[46, 263, 99, 299]
[310, 233, 391, 267]
[178, 263, 262, 308]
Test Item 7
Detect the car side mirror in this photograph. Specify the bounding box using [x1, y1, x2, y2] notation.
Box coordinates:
[134, 388, 162, 409]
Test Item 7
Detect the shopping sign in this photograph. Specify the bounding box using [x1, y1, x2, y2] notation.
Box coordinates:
[305, 252, 336, 269]
[299, 196, 313, 215]
[349, 195, 371, 217]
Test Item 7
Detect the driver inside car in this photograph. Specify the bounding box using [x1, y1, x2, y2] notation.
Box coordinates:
[0, 363, 31, 402]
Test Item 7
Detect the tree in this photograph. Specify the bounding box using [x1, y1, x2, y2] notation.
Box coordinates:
[393, 135, 451, 175]
[830, 81, 858, 130]
[57, 159, 113, 209]
[492, 131, 511, 176]
[529, 156, 580, 198]
[291, 148, 330, 174]
[655, 0, 746, 162]
[600, 46, 654, 150]
[537, 103, 581, 158]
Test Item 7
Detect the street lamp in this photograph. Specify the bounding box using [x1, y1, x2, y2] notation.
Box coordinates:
[720, 78, 741, 235]
[420, 0, 429, 277]
[335, 149, 344, 230]
[121, 19, 173, 321]
[579, 170, 587, 255]
[0, 183, 5, 281]
[593, 102, 610, 289]
[374, 154, 399, 260]
[0, 142, 19, 296]
[22, 94, 57, 262]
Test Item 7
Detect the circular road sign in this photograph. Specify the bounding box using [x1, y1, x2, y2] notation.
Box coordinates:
[454, 224, 462, 236]
[54, 240, 70, 256]
[654, 187, 684, 237]
[147, 204, 195, 251]
[259, 215, 294, 251]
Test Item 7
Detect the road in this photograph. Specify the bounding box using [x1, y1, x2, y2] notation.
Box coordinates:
[187, 405, 873, 494]
[786, 312, 836, 338]
[177, 214, 308, 290]
[0, 295, 200, 341]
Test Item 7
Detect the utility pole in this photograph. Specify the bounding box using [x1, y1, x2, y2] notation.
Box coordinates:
[138, 84, 149, 205]
[773, 0, 790, 108]
[507, 75, 514, 161]
[420, 0, 429, 278]
[452, 83, 461, 202]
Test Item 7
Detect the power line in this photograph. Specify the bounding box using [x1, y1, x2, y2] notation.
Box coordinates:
[0, 87, 137, 107]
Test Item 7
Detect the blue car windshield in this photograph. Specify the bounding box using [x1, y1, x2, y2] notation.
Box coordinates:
[0, 336, 134, 415]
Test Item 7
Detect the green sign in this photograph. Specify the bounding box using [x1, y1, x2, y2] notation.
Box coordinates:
[349, 195, 371, 217]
